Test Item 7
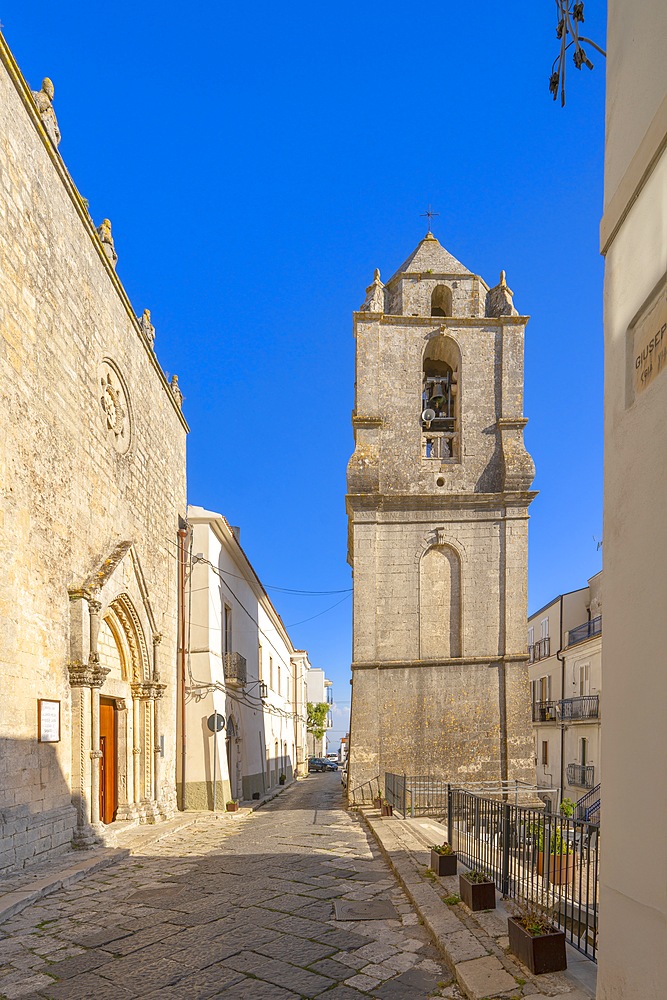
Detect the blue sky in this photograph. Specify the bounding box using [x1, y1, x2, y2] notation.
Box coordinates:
[2, 1, 607, 747]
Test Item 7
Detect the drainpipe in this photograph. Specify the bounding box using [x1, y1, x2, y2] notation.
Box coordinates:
[555, 594, 565, 810]
[177, 524, 188, 810]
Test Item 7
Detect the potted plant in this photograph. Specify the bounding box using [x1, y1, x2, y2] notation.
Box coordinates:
[430, 842, 457, 876]
[373, 794, 383, 809]
[380, 798, 393, 817]
[508, 899, 567, 974]
[532, 820, 575, 885]
[279, 773, 286, 785]
[459, 869, 496, 911]
[226, 800, 239, 812]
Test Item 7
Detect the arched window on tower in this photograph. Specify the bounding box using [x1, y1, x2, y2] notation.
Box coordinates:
[431, 284, 452, 317]
[421, 336, 460, 461]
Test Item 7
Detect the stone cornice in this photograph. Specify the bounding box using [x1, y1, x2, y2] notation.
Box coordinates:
[497, 417, 529, 430]
[352, 414, 383, 429]
[0, 32, 189, 434]
[346, 492, 537, 515]
[352, 655, 529, 670]
[353, 313, 529, 328]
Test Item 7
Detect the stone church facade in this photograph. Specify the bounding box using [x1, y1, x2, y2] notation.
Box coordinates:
[347, 233, 536, 795]
[0, 36, 187, 870]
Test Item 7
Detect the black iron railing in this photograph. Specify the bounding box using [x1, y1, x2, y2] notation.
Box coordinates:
[561, 695, 599, 720]
[451, 788, 599, 961]
[349, 775, 381, 805]
[383, 775, 599, 962]
[223, 651, 247, 687]
[567, 616, 602, 646]
[528, 636, 550, 662]
[567, 763, 595, 788]
[532, 700, 559, 722]
[575, 784, 601, 823]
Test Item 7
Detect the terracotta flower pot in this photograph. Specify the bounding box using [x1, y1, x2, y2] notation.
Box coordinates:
[507, 917, 567, 974]
[430, 850, 457, 876]
[537, 851, 575, 885]
[380, 803, 393, 816]
[226, 802, 239, 812]
[373, 796, 382, 809]
[459, 874, 496, 911]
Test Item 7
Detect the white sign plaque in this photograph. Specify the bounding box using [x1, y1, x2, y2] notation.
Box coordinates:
[631, 277, 667, 399]
[38, 700, 61, 743]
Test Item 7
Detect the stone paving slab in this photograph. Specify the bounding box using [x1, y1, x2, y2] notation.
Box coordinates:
[0, 775, 459, 1000]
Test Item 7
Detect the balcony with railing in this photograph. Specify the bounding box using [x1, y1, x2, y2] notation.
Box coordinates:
[528, 636, 550, 663]
[567, 763, 595, 788]
[567, 615, 602, 647]
[561, 695, 599, 720]
[532, 700, 559, 722]
[223, 651, 247, 687]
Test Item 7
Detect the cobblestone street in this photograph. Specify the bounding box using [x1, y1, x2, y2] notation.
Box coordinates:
[0, 776, 457, 999]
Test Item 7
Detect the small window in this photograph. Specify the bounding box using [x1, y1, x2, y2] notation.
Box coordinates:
[541, 741, 549, 766]
[580, 738, 588, 766]
[578, 662, 590, 697]
[223, 605, 232, 655]
[528, 626, 534, 646]
[258, 643, 263, 679]
[277, 663, 281, 697]
[269, 656, 274, 690]
[540, 618, 549, 639]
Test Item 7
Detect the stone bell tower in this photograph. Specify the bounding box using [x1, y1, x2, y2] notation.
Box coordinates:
[346, 232, 536, 796]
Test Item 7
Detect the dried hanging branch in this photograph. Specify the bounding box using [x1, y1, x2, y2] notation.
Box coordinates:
[550, 1, 606, 107]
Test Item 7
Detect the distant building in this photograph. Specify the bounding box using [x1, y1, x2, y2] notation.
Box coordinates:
[597, 2, 667, 995]
[528, 573, 602, 815]
[306, 668, 333, 757]
[184, 506, 310, 806]
[347, 233, 536, 797]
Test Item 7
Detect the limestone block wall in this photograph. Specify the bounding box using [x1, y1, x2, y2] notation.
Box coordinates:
[0, 40, 187, 870]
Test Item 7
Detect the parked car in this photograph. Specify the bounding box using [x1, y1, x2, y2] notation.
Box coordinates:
[326, 753, 339, 762]
[308, 757, 329, 773]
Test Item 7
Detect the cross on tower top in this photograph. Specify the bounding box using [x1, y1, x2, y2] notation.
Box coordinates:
[420, 204, 440, 235]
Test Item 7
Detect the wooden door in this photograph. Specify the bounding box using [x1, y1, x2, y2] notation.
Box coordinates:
[99, 698, 117, 824]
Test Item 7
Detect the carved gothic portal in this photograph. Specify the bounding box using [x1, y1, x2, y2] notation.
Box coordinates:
[68, 556, 167, 844]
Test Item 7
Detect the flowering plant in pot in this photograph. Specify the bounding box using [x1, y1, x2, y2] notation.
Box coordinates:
[380, 798, 393, 817]
[430, 842, 457, 876]
[226, 800, 239, 812]
[279, 773, 286, 785]
[507, 898, 566, 974]
[459, 869, 496, 911]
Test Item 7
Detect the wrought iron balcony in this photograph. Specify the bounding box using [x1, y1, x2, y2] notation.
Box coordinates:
[567, 763, 595, 788]
[561, 695, 599, 720]
[567, 615, 602, 647]
[532, 700, 559, 722]
[528, 636, 550, 663]
[224, 651, 247, 688]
